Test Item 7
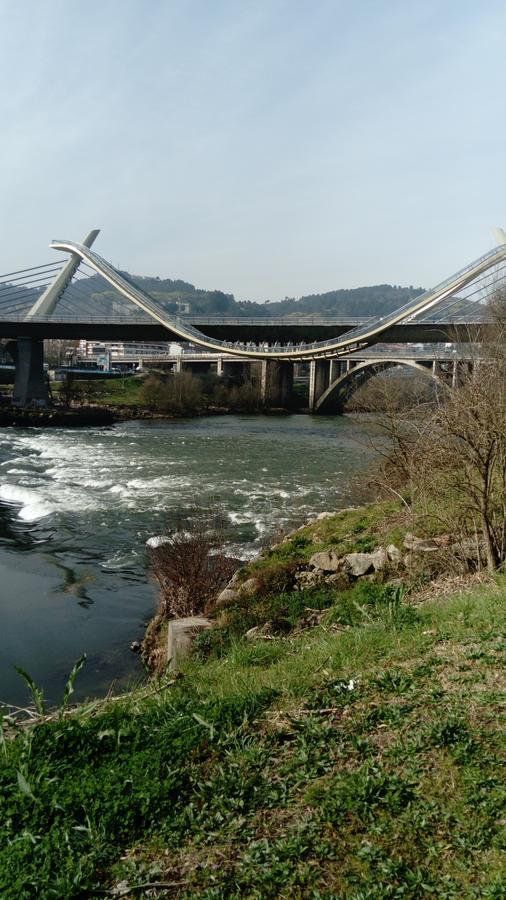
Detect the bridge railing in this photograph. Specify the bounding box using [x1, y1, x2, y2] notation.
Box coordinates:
[0, 313, 492, 330]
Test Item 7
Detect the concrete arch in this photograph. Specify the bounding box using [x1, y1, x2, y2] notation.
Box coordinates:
[315, 359, 444, 413]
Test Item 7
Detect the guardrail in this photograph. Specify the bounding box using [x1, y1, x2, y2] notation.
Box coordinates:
[0, 313, 493, 325]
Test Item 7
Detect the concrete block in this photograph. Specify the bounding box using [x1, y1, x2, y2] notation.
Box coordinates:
[167, 616, 213, 671]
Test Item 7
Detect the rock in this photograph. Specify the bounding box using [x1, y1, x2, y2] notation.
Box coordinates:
[316, 511, 334, 521]
[245, 623, 273, 641]
[344, 552, 375, 577]
[454, 537, 486, 560]
[369, 549, 388, 571]
[130, 640, 141, 653]
[215, 587, 240, 609]
[239, 577, 261, 599]
[309, 549, 342, 572]
[295, 569, 326, 590]
[298, 608, 326, 628]
[403, 532, 439, 552]
[386, 544, 403, 566]
[325, 571, 351, 590]
[167, 616, 213, 671]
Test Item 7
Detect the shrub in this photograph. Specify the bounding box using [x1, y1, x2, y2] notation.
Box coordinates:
[149, 520, 237, 618]
[140, 372, 204, 414]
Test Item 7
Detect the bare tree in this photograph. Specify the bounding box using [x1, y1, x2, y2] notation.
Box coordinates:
[140, 372, 204, 415]
[148, 516, 237, 618]
[364, 326, 506, 573]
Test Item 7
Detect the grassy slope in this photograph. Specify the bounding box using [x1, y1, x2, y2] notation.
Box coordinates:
[56, 376, 146, 407]
[1, 577, 504, 898]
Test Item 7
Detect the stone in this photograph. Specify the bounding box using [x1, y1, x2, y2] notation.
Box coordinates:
[369, 549, 388, 571]
[316, 511, 334, 521]
[403, 532, 439, 552]
[454, 537, 486, 560]
[309, 549, 342, 572]
[130, 640, 141, 653]
[325, 571, 351, 590]
[295, 569, 325, 590]
[245, 623, 272, 641]
[167, 616, 213, 671]
[239, 577, 261, 599]
[215, 587, 240, 609]
[343, 552, 375, 577]
[386, 544, 403, 566]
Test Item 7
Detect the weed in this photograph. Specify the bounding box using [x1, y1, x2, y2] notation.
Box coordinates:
[0, 581, 504, 896]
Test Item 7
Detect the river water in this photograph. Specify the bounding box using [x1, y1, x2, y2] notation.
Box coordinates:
[0, 414, 373, 709]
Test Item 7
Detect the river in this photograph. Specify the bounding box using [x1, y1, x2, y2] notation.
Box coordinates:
[0, 414, 373, 709]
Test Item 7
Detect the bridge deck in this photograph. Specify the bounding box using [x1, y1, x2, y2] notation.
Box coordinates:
[0, 318, 488, 345]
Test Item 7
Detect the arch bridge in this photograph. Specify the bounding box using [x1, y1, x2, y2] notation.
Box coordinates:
[0, 228, 504, 408]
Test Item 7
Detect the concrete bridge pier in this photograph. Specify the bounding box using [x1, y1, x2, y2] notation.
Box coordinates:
[217, 359, 247, 379]
[308, 360, 331, 413]
[11, 337, 49, 407]
[260, 360, 293, 407]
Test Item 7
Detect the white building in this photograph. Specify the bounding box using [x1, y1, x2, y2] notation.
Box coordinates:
[78, 340, 184, 359]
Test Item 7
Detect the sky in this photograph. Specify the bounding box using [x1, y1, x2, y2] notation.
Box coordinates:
[1, 0, 505, 301]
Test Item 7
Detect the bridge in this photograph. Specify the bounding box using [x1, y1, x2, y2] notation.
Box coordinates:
[0, 228, 504, 409]
[121, 346, 475, 412]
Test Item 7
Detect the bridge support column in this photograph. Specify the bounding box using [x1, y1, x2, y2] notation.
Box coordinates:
[452, 359, 458, 390]
[308, 360, 331, 413]
[217, 359, 246, 379]
[260, 360, 293, 407]
[329, 359, 341, 383]
[11, 338, 49, 407]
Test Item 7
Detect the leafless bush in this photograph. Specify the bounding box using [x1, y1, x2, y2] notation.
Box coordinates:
[148, 516, 238, 618]
[364, 323, 506, 573]
[352, 371, 436, 490]
[349, 369, 437, 414]
[140, 371, 204, 415]
[212, 378, 262, 411]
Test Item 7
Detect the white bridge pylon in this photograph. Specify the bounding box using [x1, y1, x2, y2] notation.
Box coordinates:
[45, 232, 506, 362]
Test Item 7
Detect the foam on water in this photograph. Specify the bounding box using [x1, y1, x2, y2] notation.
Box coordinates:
[0, 417, 373, 560]
[0, 484, 55, 521]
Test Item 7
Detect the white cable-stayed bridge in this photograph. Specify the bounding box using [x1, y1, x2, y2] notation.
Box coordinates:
[0, 229, 504, 409]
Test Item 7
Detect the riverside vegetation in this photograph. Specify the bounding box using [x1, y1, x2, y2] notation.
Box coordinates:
[51, 370, 299, 418]
[1, 346, 506, 896]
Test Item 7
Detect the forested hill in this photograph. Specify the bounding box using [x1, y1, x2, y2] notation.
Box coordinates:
[116, 274, 425, 318]
[261, 284, 424, 317]
[9, 271, 424, 319]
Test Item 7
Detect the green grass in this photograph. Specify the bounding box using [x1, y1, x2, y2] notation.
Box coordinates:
[1, 580, 504, 897]
[243, 501, 404, 582]
[52, 375, 145, 407]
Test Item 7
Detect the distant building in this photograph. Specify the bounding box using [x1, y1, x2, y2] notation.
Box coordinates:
[78, 340, 185, 359]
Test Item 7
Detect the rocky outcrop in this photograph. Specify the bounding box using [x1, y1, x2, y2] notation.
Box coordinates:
[209, 525, 476, 615]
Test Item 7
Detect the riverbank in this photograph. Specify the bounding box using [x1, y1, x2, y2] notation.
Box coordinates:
[2, 495, 504, 896]
[0, 406, 116, 427]
[0, 414, 373, 710]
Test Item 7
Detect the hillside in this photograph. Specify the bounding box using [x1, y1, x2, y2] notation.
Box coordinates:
[1, 502, 504, 897]
[100, 276, 426, 319]
[8, 273, 425, 320]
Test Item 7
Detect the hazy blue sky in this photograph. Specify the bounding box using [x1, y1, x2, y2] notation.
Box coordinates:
[1, 0, 505, 300]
